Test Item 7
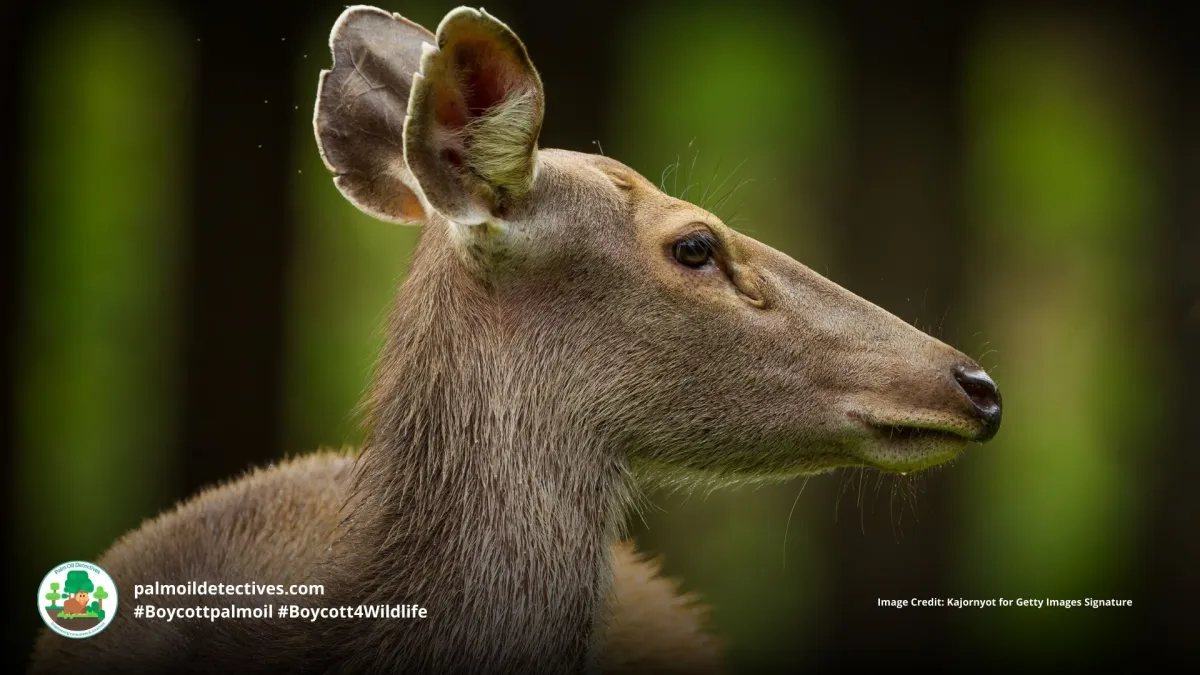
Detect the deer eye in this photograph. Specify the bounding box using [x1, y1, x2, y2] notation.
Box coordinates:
[672, 232, 717, 269]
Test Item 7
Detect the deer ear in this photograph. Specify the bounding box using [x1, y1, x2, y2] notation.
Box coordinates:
[403, 7, 545, 225]
[314, 6, 434, 224]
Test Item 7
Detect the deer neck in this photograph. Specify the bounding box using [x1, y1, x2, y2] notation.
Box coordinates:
[333, 241, 627, 673]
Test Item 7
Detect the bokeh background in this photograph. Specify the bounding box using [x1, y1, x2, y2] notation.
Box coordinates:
[5, 0, 1197, 671]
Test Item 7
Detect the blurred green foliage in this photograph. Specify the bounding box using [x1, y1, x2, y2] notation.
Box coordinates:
[16, 4, 188, 570]
[957, 19, 1161, 653]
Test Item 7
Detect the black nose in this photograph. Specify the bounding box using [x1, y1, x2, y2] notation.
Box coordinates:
[953, 366, 1002, 441]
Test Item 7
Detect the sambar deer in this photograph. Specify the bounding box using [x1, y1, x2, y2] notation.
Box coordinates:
[30, 5, 1002, 675]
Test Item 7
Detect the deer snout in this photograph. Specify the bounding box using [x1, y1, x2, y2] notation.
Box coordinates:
[841, 339, 1004, 473]
[952, 366, 1002, 442]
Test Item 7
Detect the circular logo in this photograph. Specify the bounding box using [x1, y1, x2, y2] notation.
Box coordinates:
[37, 561, 118, 639]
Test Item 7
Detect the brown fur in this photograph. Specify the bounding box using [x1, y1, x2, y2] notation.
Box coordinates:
[30, 5, 1000, 675]
[31, 451, 716, 674]
[606, 543, 722, 674]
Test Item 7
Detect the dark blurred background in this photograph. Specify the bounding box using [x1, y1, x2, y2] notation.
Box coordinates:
[4, 0, 1197, 671]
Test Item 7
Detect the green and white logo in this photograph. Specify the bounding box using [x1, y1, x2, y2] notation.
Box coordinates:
[38, 561, 118, 638]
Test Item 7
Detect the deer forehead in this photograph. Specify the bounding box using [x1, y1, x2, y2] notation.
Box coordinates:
[529, 149, 730, 251]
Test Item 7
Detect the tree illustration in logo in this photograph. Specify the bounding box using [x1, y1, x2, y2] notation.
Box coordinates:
[93, 587, 109, 612]
[62, 571, 94, 615]
[43, 582, 65, 610]
[90, 586, 109, 620]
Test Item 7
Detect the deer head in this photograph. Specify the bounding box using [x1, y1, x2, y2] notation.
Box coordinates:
[314, 5, 1001, 485]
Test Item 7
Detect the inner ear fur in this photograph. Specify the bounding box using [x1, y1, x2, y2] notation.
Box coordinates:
[403, 7, 545, 225]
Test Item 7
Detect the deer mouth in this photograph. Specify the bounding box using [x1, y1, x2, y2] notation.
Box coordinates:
[849, 413, 976, 472]
[868, 423, 973, 445]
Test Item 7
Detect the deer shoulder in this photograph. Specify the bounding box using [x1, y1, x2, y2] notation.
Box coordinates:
[30, 452, 722, 674]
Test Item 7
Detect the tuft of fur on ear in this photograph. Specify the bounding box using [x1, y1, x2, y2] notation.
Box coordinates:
[314, 5, 435, 224]
[403, 7, 545, 226]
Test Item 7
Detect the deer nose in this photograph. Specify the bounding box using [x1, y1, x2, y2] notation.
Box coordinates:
[953, 366, 1002, 442]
